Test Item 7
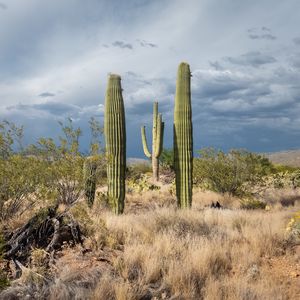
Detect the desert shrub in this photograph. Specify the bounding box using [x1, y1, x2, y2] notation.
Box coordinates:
[69, 202, 94, 236]
[0, 271, 9, 291]
[126, 163, 156, 194]
[0, 121, 49, 220]
[160, 148, 174, 170]
[0, 155, 51, 221]
[253, 169, 300, 196]
[290, 169, 300, 188]
[0, 120, 24, 159]
[26, 119, 85, 205]
[0, 233, 9, 291]
[0, 117, 105, 221]
[94, 191, 110, 212]
[193, 148, 274, 198]
[27, 118, 105, 206]
[0, 233, 4, 255]
[127, 174, 160, 194]
[240, 198, 266, 210]
[126, 162, 152, 181]
[30, 248, 49, 275]
[286, 211, 300, 240]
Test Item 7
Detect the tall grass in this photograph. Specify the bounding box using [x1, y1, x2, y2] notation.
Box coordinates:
[1, 188, 299, 299]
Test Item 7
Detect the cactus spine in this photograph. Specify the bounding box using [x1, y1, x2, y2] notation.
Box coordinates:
[104, 74, 126, 214]
[141, 102, 164, 181]
[83, 157, 97, 208]
[174, 62, 193, 208]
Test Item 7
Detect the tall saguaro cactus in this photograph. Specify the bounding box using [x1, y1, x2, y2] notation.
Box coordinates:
[104, 74, 126, 214]
[174, 62, 193, 208]
[141, 102, 164, 181]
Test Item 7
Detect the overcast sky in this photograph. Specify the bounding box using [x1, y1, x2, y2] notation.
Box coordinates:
[1, 0, 300, 157]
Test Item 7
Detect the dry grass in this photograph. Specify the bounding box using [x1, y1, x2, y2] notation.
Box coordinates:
[1, 188, 300, 299]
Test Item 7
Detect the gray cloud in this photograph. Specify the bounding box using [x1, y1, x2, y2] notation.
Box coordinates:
[137, 39, 157, 48]
[0, 2, 7, 10]
[225, 51, 276, 67]
[39, 92, 56, 98]
[124, 71, 152, 85]
[112, 41, 133, 50]
[293, 37, 300, 45]
[7, 102, 79, 116]
[247, 27, 276, 40]
[289, 54, 300, 69]
[261, 26, 271, 32]
[1, 0, 300, 155]
[209, 61, 224, 70]
[249, 34, 276, 40]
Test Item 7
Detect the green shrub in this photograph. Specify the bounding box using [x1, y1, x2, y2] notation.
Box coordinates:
[0, 233, 9, 291]
[127, 174, 160, 194]
[126, 162, 152, 181]
[193, 148, 274, 198]
[0, 271, 9, 291]
[160, 148, 174, 170]
[69, 202, 94, 236]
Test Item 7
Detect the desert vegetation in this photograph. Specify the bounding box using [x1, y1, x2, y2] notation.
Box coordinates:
[0, 63, 300, 299]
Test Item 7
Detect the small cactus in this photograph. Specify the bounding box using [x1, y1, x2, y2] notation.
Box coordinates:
[141, 102, 164, 181]
[104, 74, 126, 214]
[83, 157, 97, 208]
[174, 62, 193, 208]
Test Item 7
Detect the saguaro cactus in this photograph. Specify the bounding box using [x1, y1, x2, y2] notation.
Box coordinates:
[104, 74, 126, 214]
[83, 157, 97, 208]
[141, 102, 164, 181]
[174, 62, 193, 208]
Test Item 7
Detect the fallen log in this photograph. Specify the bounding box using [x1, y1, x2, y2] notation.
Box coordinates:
[3, 206, 83, 264]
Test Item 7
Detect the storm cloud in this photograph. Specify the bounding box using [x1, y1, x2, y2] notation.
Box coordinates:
[112, 41, 133, 50]
[39, 92, 56, 98]
[1, 0, 300, 156]
[225, 52, 277, 67]
[247, 27, 276, 40]
[0, 2, 7, 10]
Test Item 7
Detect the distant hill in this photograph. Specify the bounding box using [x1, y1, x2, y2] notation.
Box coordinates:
[127, 158, 150, 165]
[128, 151, 300, 168]
[264, 150, 300, 167]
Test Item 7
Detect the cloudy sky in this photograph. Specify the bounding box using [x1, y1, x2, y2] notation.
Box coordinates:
[1, 0, 300, 157]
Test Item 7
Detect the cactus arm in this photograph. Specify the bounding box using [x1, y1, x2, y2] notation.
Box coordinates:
[141, 126, 152, 158]
[152, 102, 158, 159]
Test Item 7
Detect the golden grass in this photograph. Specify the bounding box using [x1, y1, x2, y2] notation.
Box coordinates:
[1, 188, 300, 299]
[86, 201, 299, 299]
